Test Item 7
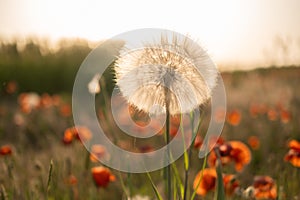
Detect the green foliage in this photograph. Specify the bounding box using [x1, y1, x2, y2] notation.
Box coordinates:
[0, 39, 113, 94]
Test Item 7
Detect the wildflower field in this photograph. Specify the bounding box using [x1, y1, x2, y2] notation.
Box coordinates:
[0, 40, 300, 200]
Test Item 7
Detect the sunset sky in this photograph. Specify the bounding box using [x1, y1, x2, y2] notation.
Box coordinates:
[1, 0, 300, 70]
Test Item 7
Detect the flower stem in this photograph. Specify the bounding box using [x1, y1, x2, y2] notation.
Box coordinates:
[165, 106, 171, 200]
[164, 85, 172, 200]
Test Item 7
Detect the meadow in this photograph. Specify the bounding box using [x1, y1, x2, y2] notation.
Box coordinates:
[0, 39, 300, 200]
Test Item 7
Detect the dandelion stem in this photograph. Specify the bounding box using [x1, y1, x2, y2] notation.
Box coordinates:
[166, 107, 171, 200]
[164, 85, 171, 200]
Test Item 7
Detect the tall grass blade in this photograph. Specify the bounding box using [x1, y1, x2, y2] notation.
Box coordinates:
[146, 172, 163, 200]
[0, 184, 7, 200]
[47, 159, 54, 193]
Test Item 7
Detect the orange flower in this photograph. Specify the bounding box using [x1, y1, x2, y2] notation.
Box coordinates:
[288, 139, 300, 151]
[280, 109, 291, 123]
[5, 80, 18, 94]
[63, 128, 75, 145]
[223, 174, 240, 196]
[267, 108, 278, 121]
[193, 168, 239, 196]
[208, 141, 251, 172]
[253, 176, 277, 199]
[194, 135, 203, 149]
[90, 145, 107, 162]
[39, 93, 53, 108]
[60, 104, 72, 117]
[18, 92, 40, 114]
[249, 103, 260, 118]
[0, 145, 12, 156]
[248, 136, 260, 150]
[193, 168, 216, 196]
[227, 110, 241, 126]
[73, 126, 92, 142]
[284, 140, 300, 167]
[51, 95, 61, 106]
[214, 107, 226, 123]
[196, 136, 225, 150]
[138, 145, 154, 153]
[64, 174, 78, 186]
[91, 166, 116, 188]
[63, 126, 92, 145]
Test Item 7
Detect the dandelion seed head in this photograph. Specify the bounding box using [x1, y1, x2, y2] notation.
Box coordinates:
[115, 35, 218, 115]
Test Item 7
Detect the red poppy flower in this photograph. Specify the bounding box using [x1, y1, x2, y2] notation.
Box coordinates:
[214, 107, 226, 123]
[138, 145, 154, 153]
[90, 145, 107, 162]
[18, 93, 40, 114]
[248, 136, 260, 150]
[91, 166, 116, 188]
[280, 109, 291, 123]
[73, 126, 92, 142]
[267, 108, 278, 121]
[223, 174, 240, 196]
[39, 93, 53, 108]
[5, 80, 18, 94]
[249, 103, 260, 118]
[0, 145, 12, 156]
[64, 174, 78, 186]
[63, 128, 75, 145]
[193, 168, 216, 196]
[208, 141, 251, 172]
[193, 168, 239, 196]
[194, 135, 203, 149]
[60, 104, 72, 117]
[284, 140, 300, 167]
[227, 110, 241, 126]
[253, 176, 277, 199]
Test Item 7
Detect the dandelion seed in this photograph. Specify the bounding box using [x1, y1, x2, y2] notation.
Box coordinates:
[115, 35, 218, 115]
[88, 74, 101, 94]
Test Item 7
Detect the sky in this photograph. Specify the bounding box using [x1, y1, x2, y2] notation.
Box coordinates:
[1, 0, 300, 70]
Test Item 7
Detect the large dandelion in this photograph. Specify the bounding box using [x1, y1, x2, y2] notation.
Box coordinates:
[115, 34, 218, 199]
[115, 35, 218, 115]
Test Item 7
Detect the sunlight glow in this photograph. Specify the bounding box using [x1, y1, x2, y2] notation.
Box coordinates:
[1, 0, 300, 69]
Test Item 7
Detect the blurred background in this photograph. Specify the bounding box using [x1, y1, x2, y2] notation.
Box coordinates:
[1, 0, 300, 93]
